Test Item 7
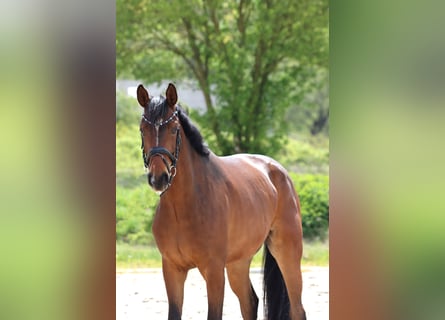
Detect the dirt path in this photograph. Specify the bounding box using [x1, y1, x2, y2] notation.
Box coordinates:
[117, 267, 328, 319]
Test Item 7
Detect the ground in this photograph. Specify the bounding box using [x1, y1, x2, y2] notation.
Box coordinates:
[116, 267, 328, 319]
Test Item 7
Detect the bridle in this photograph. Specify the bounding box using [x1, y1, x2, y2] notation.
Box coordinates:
[140, 108, 181, 194]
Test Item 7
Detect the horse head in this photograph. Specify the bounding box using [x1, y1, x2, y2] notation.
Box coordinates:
[137, 83, 181, 195]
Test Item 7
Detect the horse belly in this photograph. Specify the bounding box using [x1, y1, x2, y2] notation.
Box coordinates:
[220, 161, 278, 262]
[226, 197, 273, 263]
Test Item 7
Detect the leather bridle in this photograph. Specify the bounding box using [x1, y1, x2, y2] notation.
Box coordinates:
[140, 109, 181, 194]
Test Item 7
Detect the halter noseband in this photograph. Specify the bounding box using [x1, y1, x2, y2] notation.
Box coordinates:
[140, 109, 181, 195]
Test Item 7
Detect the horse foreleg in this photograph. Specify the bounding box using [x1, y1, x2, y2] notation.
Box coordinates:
[226, 259, 259, 320]
[162, 259, 188, 320]
[198, 264, 225, 320]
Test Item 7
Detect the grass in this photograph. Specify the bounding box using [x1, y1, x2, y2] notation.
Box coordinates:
[300, 240, 329, 266]
[116, 243, 162, 269]
[116, 240, 328, 270]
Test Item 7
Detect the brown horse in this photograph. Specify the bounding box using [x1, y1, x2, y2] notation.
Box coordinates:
[137, 83, 306, 320]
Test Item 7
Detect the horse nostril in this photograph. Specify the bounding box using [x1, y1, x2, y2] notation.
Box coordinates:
[148, 173, 154, 186]
[148, 172, 169, 190]
[160, 172, 169, 185]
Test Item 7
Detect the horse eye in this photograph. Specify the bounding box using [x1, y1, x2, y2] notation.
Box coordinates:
[170, 127, 177, 134]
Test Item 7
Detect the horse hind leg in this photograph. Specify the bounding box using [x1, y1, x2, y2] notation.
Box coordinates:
[226, 259, 259, 320]
[265, 226, 306, 320]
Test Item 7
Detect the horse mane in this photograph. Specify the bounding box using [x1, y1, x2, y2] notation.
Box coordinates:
[144, 96, 210, 158]
[177, 106, 210, 157]
[145, 96, 170, 122]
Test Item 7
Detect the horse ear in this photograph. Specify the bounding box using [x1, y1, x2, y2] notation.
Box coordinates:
[165, 83, 178, 109]
[137, 84, 150, 107]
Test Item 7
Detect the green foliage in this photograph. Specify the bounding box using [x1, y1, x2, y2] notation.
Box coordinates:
[117, 0, 328, 156]
[291, 173, 329, 240]
[116, 121, 159, 245]
[285, 69, 329, 136]
[116, 186, 158, 245]
[277, 135, 329, 174]
[116, 91, 141, 127]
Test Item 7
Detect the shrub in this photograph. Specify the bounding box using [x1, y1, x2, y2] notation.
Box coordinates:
[116, 185, 159, 245]
[277, 137, 329, 174]
[290, 173, 329, 240]
[116, 91, 141, 126]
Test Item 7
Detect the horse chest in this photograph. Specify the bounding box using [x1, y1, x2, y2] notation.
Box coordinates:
[153, 216, 196, 245]
[152, 206, 226, 265]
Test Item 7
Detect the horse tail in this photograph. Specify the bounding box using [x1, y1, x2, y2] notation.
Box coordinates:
[263, 244, 291, 320]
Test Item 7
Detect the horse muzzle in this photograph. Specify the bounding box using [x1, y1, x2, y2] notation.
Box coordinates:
[147, 170, 170, 194]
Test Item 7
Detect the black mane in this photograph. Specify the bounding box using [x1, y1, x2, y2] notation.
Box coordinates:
[143, 96, 210, 157]
[177, 107, 210, 157]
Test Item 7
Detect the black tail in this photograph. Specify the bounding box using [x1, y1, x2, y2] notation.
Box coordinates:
[263, 245, 290, 320]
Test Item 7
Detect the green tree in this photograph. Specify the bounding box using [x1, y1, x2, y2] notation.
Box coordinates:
[285, 68, 329, 136]
[116, 91, 141, 126]
[117, 0, 328, 155]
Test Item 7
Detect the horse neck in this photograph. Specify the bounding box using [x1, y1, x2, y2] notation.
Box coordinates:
[161, 136, 208, 204]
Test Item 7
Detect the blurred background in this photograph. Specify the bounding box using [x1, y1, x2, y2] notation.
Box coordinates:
[115, 0, 330, 268]
[0, 0, 115, 319]
[330, 1, 445, 319]
[1, 0, 444, 319]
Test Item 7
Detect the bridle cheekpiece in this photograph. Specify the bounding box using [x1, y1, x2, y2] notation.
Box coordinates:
[140, 108, 181, 195]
